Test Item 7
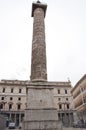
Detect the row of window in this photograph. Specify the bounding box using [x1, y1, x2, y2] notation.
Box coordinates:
[0, 103, 21, 110]
[1, 88, 22, 93]
[59, 104, 70, 109]
[2, 88, 68, 94]
[80, 86, 86, 91]
[1, 97, 21, 101]
[58, 97, 69, 101]
[57, 89, 68, 94]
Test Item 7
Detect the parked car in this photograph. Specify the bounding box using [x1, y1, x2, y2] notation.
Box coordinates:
[72, 121, 78, 128]
[72, 120, 86, 128]
[8, 122, 16, 129]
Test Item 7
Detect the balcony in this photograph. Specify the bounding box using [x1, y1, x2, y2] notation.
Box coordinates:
[75, 100, 84, 108]
[73, 90, 81, 99]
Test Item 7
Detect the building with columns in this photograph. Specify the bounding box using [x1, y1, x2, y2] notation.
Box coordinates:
[53, 81, 74, 126]
[71, 74, 86, 121]
[0, 79, 74, 127]
[0, 80, 27, 126]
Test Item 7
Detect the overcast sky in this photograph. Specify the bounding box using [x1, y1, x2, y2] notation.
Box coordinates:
[0, 0, 86, 86]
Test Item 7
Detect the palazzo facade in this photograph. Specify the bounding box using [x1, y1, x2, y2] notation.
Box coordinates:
[0, 79, 74, 127]
[0, 80, 27, 126]
[71, 75, 86, 122]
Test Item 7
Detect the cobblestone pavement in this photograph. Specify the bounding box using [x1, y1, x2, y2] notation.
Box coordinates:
[5, 127, 86, 130]
[63, 127, 86, 130]
[5, 128, 20, 130]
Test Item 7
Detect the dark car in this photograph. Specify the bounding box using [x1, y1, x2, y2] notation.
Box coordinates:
[73, 120, 86, 128]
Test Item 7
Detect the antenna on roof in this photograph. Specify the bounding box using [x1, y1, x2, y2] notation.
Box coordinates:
[67, 77, 71, 82]
[37, 0, 41, 3]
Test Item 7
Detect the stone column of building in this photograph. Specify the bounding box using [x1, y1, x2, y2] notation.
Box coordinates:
[30, 1, 47, 81]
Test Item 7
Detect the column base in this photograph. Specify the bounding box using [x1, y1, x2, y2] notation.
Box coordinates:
[23, 109, 62, 130]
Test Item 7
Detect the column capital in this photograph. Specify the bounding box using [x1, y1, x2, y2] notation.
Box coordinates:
[31, 1, 47, 17]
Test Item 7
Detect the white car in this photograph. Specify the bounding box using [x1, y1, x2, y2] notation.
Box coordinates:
[8, 122, 16, 129]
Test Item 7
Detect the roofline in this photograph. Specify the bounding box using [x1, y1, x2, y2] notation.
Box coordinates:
[0, 79, 71, 87]
[71, 74, 86, 93]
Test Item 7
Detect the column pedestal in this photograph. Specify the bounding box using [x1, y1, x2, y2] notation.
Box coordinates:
[23, 82, 60, 130]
